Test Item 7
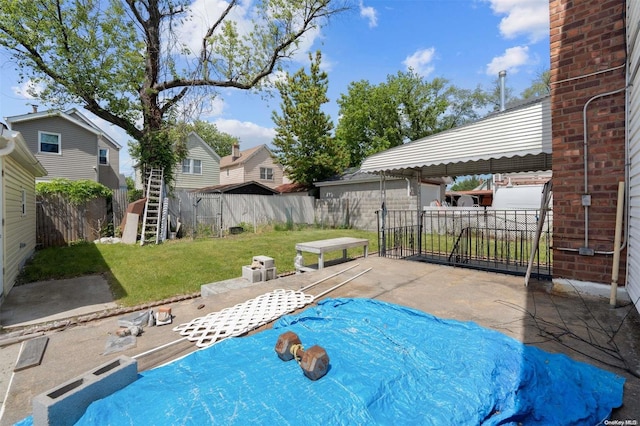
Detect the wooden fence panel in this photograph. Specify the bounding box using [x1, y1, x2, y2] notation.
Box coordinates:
[36, 195, 109, 247]
[168, 191, 316, 236]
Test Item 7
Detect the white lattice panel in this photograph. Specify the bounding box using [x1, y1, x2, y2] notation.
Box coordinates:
[173, 289, 314, 348]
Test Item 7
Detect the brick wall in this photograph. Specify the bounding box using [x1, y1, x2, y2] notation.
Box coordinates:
[550, 0, 627, 284]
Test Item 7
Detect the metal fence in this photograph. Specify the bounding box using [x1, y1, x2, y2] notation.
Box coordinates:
[377, 207, 552, 279]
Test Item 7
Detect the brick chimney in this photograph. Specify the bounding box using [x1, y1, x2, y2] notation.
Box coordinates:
[232, 143, 240, 160]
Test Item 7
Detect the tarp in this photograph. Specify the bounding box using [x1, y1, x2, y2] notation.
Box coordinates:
[28, 298, 627, 425]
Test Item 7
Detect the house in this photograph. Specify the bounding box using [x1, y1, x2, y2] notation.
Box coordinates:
[173, 132, 221, 191]
[550, 0, 639, 310]
[219, 144, 284, 189]
[315, 169, 450, 230]
[0, 127, 47, 305]
[4, 108, 123, 190]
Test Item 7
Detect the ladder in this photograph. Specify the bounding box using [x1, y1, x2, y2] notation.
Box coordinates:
[140, 168, 164, 245]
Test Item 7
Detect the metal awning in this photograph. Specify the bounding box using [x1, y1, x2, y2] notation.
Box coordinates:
[359, 96, 552, 179]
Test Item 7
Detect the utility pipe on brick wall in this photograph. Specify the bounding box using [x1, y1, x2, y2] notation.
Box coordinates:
[556, 86, 628, 256]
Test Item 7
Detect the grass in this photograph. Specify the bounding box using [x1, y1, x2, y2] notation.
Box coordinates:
[20, 228, 377, 307]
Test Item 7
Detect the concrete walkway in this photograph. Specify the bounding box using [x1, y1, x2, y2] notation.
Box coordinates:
[0, 256, 638, 424]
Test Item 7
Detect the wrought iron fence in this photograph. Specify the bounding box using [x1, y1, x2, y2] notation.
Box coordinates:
[376, 208, 552, 279]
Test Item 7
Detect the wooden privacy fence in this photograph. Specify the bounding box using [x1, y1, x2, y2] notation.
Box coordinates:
[169, 192, 316, 237]
[36, 189, 128, 248]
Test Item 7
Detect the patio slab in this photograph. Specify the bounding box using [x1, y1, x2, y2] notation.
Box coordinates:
[0, 256, 638, 424]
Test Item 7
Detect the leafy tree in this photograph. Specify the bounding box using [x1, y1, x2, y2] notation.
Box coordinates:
[521, 70, 551, 99]
[335, 80, 402, 167]
[171, 120, 239, 157]
[336, 71, 491, 167]
[0, 0, 346, 184]
[450, 176, 483, 192]
[272, 51, 348, 185]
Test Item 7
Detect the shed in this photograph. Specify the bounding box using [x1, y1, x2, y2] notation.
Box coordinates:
[0, 128, 47, 305]
[193, 181, 279, 195]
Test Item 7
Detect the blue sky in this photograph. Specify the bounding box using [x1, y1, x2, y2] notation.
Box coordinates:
[0, 0, 550, 177]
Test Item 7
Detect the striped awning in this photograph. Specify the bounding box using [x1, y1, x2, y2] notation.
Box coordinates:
[359, 96, 552, 179]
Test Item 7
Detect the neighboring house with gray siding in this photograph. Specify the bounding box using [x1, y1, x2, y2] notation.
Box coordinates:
[173, 132, 221, 191]
[5, 108, 122, 189]
[0, 128, 47, 305]
[219, 144, 284, 189]
[315, 170, 449, 230]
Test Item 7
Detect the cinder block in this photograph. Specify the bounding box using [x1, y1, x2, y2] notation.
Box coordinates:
[242, 266, 263, 283]
[252, 255, 275, 269]
[32, 356, 138, 426]
[262, 267, 277, 281]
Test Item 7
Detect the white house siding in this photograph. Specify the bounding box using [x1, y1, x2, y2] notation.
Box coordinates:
[319, 180, 417, 230]
[2, 155, 38, 296]
[174, 134, 220, 190]
[220, 165, 245, 185]
[244, 149, 283, 189]
[626, 0, 640, 313]
[11, 116, 98, 183]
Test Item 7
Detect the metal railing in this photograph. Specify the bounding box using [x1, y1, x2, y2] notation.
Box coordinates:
[377, 208, 552, 279]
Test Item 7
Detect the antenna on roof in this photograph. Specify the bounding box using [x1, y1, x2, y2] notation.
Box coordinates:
[499, 71, 506, 112]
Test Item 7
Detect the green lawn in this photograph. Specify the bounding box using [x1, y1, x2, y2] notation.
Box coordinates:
[20, 229, 377, 306]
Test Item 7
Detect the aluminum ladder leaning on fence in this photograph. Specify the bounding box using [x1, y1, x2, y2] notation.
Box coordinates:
[140, 168, 165, 245]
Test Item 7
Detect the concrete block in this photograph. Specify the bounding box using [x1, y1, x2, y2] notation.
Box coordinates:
[262, 267, 276, 281]
[252, 255, 274, 269]
[32, 356, 138, 426]
[242, 266, 262, 283]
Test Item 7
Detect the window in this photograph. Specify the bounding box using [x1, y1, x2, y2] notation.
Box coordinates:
[260, 167, 273, 181]
[99, 148, 108, 165]
[39, 131, 61, 154]
[181, 158, 202, 174]
[21, 189, 27, 216]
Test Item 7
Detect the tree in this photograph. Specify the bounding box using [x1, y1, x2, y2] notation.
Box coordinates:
[335, 71, 491, 167]
[0, 0, 346, 183]
[334, 79, 402, 167]
[171, 120, 239, 157]
[272, 51, 348, 185]
[450, 176, 483, 191]
[521, 70, 551, 99]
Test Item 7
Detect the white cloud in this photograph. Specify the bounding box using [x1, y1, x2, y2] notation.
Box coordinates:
[486, 45, 530, 75]
[213, 118, 275, 149]
[359, 1, 378, 28]
[487, 0, 549, 42]
[12, 79, 44, 100]
[403, 47, 436, 77]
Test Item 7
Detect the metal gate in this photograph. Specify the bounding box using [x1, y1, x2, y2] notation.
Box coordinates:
[377, 208, 552, 280]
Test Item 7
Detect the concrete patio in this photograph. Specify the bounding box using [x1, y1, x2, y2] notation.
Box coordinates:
[0, 255, 638, 424]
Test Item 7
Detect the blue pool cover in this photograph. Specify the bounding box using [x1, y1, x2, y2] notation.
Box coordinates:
[33, 298, 628, 424]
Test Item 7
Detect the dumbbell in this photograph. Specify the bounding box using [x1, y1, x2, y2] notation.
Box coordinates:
[274, 331, 330, 380]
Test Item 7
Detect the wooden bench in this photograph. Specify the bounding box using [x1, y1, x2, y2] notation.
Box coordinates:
[295, 237, 369, 272]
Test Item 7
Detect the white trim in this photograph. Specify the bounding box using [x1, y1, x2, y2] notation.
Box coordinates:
[260, 166, 274, 181]
[181, 158, 202, 175]
[37, 131, 62, 155]
[98, 147, 109, 165]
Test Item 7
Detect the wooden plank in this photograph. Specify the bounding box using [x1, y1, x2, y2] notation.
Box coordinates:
[14, 336, 49, 372]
